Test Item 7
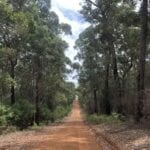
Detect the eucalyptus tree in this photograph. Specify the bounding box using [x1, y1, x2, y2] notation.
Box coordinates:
[79, 0, 123, 114]
[75, 26, 106, 114]
[0, 0, 29, 105]
[0, 0, 73, 127]
[76, 0, 142, 116]
[136, 0, 149, 121]
[18, 1, 72, 124]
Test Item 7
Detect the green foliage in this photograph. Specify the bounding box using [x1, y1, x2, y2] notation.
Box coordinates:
[54, 92, 68, 106]
[53, 105, 71, 121]
[85, 113, 121, 124]
[0, 73, 16, 88]
[0, 104, 12, 126]
[60, 23, 72, 35]
[75, 0, 149, 120]
[39, 105, 53, 123]
[10, 100, 34, 129]
[0, 0, 74, 129]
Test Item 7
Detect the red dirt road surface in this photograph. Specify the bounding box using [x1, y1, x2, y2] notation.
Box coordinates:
[27, 100, 100, 150]
[0, 100, 123, 150]
[1, 100, 149, 149]
[1, 100, 122, 150]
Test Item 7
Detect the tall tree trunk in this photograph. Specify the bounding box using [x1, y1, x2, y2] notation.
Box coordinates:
[136, 0, 148, 121]
[35, 75, 40, 125]
[10, 60, 15, 105]
[110, 39, 122, 113]
[111, 44, 118, 81]
[93, 88, 98, 113]
[103, 57, 111, 115]
[35, 56, 42, 125]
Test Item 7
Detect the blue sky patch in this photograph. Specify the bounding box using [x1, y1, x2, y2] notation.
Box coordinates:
[59, 7, 84, 23]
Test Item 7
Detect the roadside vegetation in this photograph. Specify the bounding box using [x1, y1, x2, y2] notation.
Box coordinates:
[0, 0, 75, 132]
[75, 0, 149, 125]
[0, 1, 150, 148]
[85, 113, 121, 124]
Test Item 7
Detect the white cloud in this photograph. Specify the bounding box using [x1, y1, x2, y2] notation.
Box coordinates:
[51, 0, 82, 11]
[51, 0, 88, 61]
[51, 0, 89, 85]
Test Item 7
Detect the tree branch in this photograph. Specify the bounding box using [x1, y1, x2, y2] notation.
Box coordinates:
[86, 0, 98, 8]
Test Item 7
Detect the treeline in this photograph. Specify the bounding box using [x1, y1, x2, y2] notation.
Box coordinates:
[75, 0, 149, 122]
[0, 0, 75, 129]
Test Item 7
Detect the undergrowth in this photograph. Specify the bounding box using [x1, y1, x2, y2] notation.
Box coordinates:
[0, 103, 71, 134]
[85, 113, 122, 124]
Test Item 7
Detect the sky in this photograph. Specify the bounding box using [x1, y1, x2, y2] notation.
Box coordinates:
[51, 0, 89, 85]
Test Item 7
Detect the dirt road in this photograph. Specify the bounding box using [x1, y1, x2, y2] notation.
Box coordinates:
[28, 100, 100, 150]
[0, 100, 121, 150]
[1, 100, 149, 150]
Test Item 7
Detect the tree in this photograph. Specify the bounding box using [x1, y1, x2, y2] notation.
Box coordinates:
[0, 0, 73, 127]
[0, 0, 29, 105]
[76, 0, 147, 119]
[136, 0, 148, 121]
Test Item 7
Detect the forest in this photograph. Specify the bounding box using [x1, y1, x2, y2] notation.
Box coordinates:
[0, 0, 150, 149]
[76, 0, 150, 123]
[0, 0, 75, 129]
[0, 0, 149, 128]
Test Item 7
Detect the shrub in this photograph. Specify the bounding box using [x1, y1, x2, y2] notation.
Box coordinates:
[53, 105, 70, 121]
[85, 113, 121, 124]
[0, 104, 12, 126]
[10, 100, 34, 129]
[40, 105, 53, 124]
[54, 92, 68, 106]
